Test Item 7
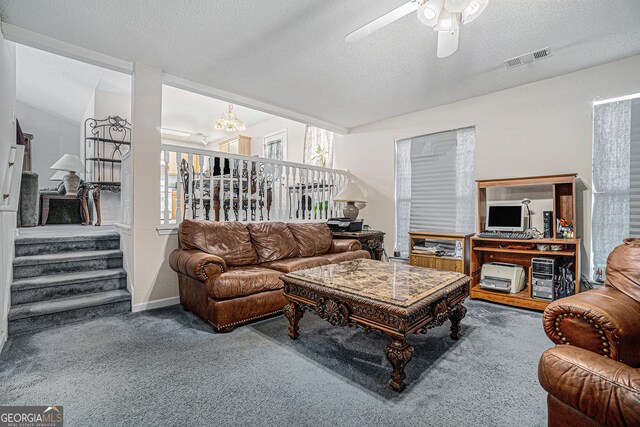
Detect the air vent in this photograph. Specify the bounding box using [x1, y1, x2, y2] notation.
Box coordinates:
[504, 47, 552, 69]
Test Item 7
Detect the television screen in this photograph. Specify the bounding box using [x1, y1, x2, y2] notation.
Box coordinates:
[487, 205, 524, 231]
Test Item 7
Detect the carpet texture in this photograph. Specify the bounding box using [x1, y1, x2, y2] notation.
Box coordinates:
[0, 300, 551, 427]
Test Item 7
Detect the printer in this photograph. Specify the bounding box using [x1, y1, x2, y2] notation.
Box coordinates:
[327, 218, 364, 232]
[479, 262, 526, 293]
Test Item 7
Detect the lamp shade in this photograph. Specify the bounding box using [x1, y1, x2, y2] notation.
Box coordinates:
[334, 181, 366, 203]
[50, 170, 68, 181]
[50, 154, 85, 173]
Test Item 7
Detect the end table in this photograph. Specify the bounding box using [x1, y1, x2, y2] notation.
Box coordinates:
[331, 229, 385, 260]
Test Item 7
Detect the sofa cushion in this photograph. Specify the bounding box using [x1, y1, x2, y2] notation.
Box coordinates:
[287, 223, 333, 257]
[259, 256, 330, 273]
[322, 250, 371, 264]
[247, 222, 300, 262]
[179, 220, 258, 266]
[208, 266, 283, 299]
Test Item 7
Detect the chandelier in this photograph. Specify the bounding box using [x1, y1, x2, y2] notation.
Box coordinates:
[215, 103, 246, 132]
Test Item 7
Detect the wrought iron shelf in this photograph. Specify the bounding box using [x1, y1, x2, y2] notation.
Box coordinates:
[84, 116, 131, 192]
[86, 137, 131, 145]
[86, 157, 122, 163]
[87, 181, 122, 186]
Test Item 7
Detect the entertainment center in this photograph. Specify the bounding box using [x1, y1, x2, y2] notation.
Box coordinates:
[469, 174, 580, 311]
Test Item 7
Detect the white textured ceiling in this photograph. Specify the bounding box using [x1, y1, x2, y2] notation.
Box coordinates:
[3, 0, 640, 129]
[15, 43, 130, 124]
[162, 85, 274, 143]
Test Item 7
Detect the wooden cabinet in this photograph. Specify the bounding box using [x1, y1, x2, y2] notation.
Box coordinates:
[471, 174, 580, 311]
[218, 135, 251, 155]
[470, 237, 580, 311]
[409, 231, 473, 275]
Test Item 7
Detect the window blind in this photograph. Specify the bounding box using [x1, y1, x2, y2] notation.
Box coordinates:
[630, 99, 640, 236]
[591, 97, 640, 278]
[395, 127, 476, 257]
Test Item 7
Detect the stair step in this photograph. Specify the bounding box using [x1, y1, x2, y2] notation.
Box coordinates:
[8, 290, 131, 335]
[15, 232, 120, 256]
[11, 269, 127, 305]
[13, 250, 123, 279]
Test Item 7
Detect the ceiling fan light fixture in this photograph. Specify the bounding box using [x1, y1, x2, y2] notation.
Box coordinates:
[462, 0, 488, 24]
[443, 0, 472, 13]
[434, 10, 459, 32]
[417, 0, 443, 26]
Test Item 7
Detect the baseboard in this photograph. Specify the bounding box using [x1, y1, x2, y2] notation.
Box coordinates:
[132, 296, 180, 313]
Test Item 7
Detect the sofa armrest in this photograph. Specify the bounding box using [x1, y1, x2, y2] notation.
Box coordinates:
[329, 239, 362, 253]
[543, 287, 640, 366]
[169, 249, 227, 282]
[538, 346, 640, 427]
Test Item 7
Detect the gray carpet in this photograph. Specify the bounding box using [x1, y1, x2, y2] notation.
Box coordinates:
[0, 300, 551, 427]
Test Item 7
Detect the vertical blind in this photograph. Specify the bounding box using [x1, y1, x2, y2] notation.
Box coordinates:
[592, 97, 640, 278]
[395, 127, 477, 257]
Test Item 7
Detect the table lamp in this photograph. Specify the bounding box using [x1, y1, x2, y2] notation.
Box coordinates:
[50, 154, 85, 196]
[334, 181, 366, 220]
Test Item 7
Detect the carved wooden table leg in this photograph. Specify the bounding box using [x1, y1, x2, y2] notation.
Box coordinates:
[78, 187, 90, 225]
[40, 196, 50, 226]
[385, 337, 414, 392]
[449, 303, 467, 340]
[283, 302, 304, 340]
[92, 186, 101, 226]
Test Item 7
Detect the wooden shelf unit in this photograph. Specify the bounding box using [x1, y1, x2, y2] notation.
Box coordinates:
[409, 231, 473, 275]
[471, 174, 580, 311]
[477, 173, 577, 238]
[470, 237, 581, 310]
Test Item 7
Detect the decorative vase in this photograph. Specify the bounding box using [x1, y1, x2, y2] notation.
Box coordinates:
[342, 202, 359, 220]
[63, 171, 81, 195]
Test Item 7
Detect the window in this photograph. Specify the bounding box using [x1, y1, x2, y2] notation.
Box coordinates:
[304, 126, 334, 168]
[395, 127, 477, 257]
[591, 95, 640, 278]
[263, 130, 287, 161]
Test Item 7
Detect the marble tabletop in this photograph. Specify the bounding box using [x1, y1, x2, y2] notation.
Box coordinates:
[286, 258, 469, 308]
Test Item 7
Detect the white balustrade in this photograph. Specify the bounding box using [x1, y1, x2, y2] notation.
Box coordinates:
[160, 144, 349, 225]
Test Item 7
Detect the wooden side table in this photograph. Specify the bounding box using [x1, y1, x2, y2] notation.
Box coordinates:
[40, 193, 90, 226]
[331, 229, 385, 260]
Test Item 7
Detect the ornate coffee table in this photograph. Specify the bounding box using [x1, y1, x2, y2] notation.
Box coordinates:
[282, 258, 470, 392]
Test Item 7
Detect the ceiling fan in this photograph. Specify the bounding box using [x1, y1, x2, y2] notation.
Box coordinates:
[345, 0, 489, 58]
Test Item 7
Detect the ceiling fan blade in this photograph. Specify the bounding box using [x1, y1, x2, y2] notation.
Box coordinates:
[345, 1, 419, 43]
[437, 29, 459, 58]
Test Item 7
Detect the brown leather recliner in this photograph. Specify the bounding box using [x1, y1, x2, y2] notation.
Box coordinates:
[169, 220, 371, 332]
[538, 238, 640, 427]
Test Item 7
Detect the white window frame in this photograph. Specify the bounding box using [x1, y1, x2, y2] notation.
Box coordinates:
[263, 129, 287, 161]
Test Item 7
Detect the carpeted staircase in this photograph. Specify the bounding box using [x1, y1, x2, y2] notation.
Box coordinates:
[8, 230, 131, 334]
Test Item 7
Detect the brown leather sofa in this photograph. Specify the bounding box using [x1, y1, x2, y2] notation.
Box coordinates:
[538, 238, 640, 427]
[169, 220, 371, 332]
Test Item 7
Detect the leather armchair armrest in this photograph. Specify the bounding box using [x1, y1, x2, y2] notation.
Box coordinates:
[329, 239, 362, 253]
[543, 287, 640, 367]
[538, 346, 640, 427]
[169, 249, 227, 282]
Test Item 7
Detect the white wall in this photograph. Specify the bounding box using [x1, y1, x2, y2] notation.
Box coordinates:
[94, 89, 131, 121]
[335, 55, 640, 275]
[0, 32, 16, 351]
[246, 116, 306, 163]
[129, 63, 180, 310]
[210, 115, 307, 162]
[16, 101, 80, 187]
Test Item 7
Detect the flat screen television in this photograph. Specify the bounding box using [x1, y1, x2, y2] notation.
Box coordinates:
[485, 202, 526, 232]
